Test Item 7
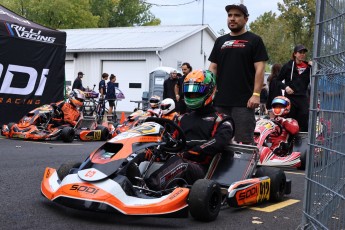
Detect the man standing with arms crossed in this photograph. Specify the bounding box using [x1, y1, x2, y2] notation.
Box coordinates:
[208, 3, 268, 144]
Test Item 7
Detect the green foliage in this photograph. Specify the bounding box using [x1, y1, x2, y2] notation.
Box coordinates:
[0, 0, 160, 29]
[250, 0, 316, 65]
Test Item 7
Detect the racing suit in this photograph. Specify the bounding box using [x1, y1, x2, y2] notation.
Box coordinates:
[145, 106, 234, 191]
[266, 116, 299, 156]
[51, 101, 81, 127]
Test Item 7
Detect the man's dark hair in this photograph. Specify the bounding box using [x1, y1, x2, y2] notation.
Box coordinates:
[102, 73, 109, 79]
[182, 62, 192, 71]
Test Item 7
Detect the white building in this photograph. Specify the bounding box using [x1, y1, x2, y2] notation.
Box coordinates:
[63, 25, 217, 112]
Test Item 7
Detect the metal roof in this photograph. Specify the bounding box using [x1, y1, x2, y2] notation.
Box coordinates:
[61, 25, 217, 52]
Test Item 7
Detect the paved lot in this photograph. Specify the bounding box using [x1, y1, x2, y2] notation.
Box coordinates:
[0, 137, 306, 229]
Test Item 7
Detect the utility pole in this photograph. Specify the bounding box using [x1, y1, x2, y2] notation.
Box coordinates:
[200, 0, 204, 54]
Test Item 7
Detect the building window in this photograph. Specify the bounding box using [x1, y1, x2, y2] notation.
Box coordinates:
[129, 83, 141, 88]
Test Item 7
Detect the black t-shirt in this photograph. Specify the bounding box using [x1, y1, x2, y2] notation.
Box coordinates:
[208, 31, 269, 107]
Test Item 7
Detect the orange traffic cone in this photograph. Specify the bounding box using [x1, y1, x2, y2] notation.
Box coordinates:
[120, 112, 126, 124]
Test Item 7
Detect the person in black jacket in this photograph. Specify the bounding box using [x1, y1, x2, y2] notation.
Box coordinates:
[146, 69, 234, 191]
[277, 44, 312, 131]
[266, 63, 283, 118]
[163, 70, 179, 111]
[72, 71, 85, 91]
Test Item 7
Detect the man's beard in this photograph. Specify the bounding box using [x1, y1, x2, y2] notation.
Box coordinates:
[229, 24, 245, 33]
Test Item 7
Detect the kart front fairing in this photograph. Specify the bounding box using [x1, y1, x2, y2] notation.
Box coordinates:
[41, 121, 190, 215]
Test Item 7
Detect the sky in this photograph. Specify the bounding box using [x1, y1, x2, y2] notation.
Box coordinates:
[149, 0, 284, 34]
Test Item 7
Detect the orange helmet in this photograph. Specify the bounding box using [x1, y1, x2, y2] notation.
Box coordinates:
[271, 96, 291, 116]
[69, 89, 85, 108]
[183, 69, 216, 110]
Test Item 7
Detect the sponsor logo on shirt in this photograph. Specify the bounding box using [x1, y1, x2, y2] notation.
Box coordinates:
[221, 40, 248, 49]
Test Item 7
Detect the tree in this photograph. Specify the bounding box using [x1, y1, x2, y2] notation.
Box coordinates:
[108, 0, 158, 27]
[250, 0, 316, 65]
[0, 0, 99, 29]
[0, 0, 160, 29]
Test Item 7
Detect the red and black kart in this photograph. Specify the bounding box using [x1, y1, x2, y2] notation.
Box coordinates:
[41, 117, 291, 222]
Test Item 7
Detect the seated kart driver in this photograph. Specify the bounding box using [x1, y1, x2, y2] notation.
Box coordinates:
[51, 89, 86, 127]
[145, 69, 234, 191]
[262, 96, 299, 156]
[146, 95, 162, 117]
[160, 98, 179, 123]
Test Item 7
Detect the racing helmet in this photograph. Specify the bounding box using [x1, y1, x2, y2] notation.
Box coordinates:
[149, 95, 161, 109]
[183, 69, 216, 110]
[271, 96, 291, 116]
[69, 89, 85, 108]
[160, 98, 175, 115]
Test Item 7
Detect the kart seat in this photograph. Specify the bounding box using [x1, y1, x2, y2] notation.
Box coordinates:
[138, 161, 164, 179]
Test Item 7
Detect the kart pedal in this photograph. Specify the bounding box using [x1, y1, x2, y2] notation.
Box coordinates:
[285, 179, 291, 194]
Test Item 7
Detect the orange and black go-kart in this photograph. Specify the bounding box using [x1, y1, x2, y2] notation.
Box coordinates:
[254, 118, 307, 170]
[1, 104, 111, 142]
[73, 116, 112, 142]
[1, 104, 75, 142]
[41, 117, 291, 222]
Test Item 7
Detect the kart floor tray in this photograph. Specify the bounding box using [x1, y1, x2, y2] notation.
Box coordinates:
[209, 144, 259, 187]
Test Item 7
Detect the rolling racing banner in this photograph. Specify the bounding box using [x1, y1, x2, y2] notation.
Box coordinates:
[0, 5, 66, 125]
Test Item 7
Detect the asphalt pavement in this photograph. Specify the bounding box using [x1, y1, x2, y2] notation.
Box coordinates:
[0, 137, 305, 230]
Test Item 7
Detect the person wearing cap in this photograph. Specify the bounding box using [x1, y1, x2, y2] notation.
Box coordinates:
[163, 69, 180, 112]
[72, 71, 85, 91]
[276, 44, 312, 132]
[208, 3, 269, 144]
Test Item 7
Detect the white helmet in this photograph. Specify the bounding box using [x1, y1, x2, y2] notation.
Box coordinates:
[149, 95, 161, 109]
[160, 98, 175, 115]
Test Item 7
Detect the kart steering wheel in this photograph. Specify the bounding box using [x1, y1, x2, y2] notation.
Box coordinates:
[271, 119, 284, 136]
[51, 104, 63, 119]
[145, 117, 186, 152]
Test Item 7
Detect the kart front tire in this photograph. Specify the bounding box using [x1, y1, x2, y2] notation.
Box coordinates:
[96, 125, 109, 141]
[61, 127, 75, 143]
[57, 162, 82, 180]
[256, 167, 286, 202]
[297, 150, 307, 170]
[188, 179, 221, 222]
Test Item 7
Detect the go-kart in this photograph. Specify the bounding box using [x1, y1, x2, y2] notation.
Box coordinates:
[1, 104, 74, 142]
[41, 117, 291, 221]
[1, 104, 110, 142]
[110, 109, 161, 138]
[254, 118, 307, 169]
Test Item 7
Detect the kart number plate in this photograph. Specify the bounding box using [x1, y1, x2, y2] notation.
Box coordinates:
[257, 178, 270, 202]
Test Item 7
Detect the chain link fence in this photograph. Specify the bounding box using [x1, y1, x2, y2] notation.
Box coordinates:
[301, 0, 345, 229]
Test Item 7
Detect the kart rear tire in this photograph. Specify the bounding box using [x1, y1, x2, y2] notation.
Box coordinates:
[256, 167, 286, 202]
[57, 162, 82, 180]
[188, 179, 221, 222]
[61, 127, 75, 143]
[96, 125, 109, 141]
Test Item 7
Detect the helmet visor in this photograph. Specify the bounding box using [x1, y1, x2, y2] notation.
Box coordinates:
[272, 98, 289, 107]
[183, 83, 209, 94]
[160, 104, 171, 110]
[149, 98, 159, 104]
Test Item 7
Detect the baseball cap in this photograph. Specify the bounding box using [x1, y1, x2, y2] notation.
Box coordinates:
[78, 71, 84, 76]
[294, 44, 308, 53]
[225, 3, 249, 17]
